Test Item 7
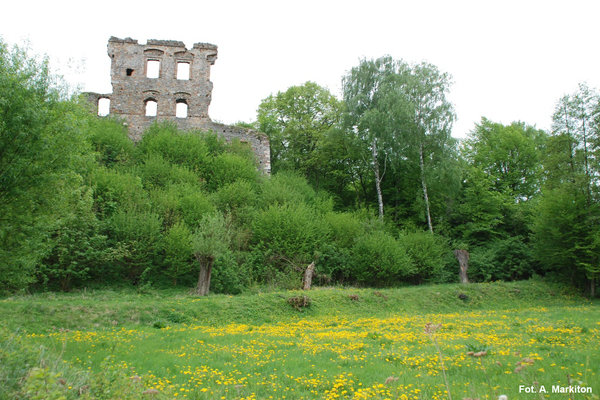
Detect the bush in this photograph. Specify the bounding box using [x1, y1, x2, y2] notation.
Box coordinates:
[88, 117, 134, 166]
[137, 123, 210, 174]
[214, 180, 258, 213]
[258, 171, 317, 208]
[38, 189, 108, 291]
[149, 184, 215, 229]
[351, 231, 414, 286]
[105, 210, 163, 283]
[91, 168, 149, 218]
[208, 152, 259, 191]
[138, 154, 200, 190]
[324, 212, 363, 248]
[400, 231, 451, 283]
[161, 222, 194, 285]
[252, 203, 329, 268]
[210, 251, 250, 295]
[469, 236, 534, 282]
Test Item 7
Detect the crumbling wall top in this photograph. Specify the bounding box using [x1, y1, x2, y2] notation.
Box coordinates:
[147, 39, 186, 48]
[193, 43, 218, 51]
[109, 36, 138, 44]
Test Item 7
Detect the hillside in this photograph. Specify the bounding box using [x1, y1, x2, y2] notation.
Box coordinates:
[1, 281, 598, 399]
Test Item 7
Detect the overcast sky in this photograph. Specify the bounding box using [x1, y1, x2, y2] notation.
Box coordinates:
[2, 0, 599, 137]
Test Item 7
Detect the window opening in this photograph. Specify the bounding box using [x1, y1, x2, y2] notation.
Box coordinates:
[145, 99, 158, 116]
[176, 100, 188, 118]
[98, 98, 110, 116]
[146, 60, 160, 78]
[176, 62, 190, 80]
[126, 68, 134, 76]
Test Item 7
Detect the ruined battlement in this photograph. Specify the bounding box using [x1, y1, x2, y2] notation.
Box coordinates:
[85, 37, 270, 174]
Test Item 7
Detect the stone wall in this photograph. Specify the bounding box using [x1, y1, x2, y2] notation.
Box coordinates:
[84, 37, 270, 174]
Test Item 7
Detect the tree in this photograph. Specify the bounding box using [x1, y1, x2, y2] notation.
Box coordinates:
[191, 213, 230, 296]
[0, 40, 95, 291]
[342, 57, 455, 227]
[533, 84, 600, 295]
[463, 118, 546, 202]
[257, 81, 343, 187]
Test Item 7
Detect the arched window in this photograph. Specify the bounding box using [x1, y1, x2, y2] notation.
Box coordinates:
[98, 98, 110, 116]
[145, 99, 158, 116]
[176, 100, 188, 118]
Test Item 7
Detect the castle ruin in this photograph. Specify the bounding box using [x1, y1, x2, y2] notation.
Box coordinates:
[86, 37, 270, 174]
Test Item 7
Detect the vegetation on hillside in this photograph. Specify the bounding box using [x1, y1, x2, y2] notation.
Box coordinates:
[1, 38, 599, 297]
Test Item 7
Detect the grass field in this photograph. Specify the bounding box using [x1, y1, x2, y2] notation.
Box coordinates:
[1, 280, 598, 399]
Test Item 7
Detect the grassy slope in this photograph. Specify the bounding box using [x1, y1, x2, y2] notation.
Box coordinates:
[2, 280, 598, 400]
[0, 280, 585, 332]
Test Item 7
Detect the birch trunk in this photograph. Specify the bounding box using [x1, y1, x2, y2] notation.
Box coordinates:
[372, 137, 384, 220]
[419, 143, 433, 233]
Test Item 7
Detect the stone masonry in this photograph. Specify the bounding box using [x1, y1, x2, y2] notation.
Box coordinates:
[85, 37, 270, 174]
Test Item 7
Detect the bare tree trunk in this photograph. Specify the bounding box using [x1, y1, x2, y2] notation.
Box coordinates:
[454, 249, 470, 284]
[419, 144, 433, 233]
[591, 277, 596, 298]
[372, 137, 384, 220]
[303, 261, 315, 290]
[195, 256, 213, 296]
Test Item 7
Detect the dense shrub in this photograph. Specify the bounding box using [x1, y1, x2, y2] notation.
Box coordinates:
[400, 231, 451, 283]
[251, 203, 329, 285]
[469, 236, 534, 282]
[137, 123, 210, 173]
[105, 210, 163, 283]
[138, 154, 200, 190]
[258, 171, 317, 208]
[208, 152, 260, 191]
[210, 251, 250, 294]
[88, 117, 134, 166]
[161, 222, 194, 285]
[91, 168, 149, 218]
[351, 231, 414, 286]
[38, 189, 108, 291]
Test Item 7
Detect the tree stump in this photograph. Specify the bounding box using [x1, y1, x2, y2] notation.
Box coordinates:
[454, 249, 470, 284]
[302, 261, 315, 290]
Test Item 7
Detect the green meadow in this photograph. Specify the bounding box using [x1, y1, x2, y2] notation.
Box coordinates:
[1, 280, 598, 399]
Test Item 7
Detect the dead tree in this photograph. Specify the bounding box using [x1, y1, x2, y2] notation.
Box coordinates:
[195, 255, 214, 296]
[454, 249, 470, 284]
[303, 261, 315, 290]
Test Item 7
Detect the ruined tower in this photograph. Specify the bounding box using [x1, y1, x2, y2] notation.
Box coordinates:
[86, 37, 270, 174]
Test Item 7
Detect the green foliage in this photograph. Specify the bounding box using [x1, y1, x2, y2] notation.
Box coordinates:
[21, 367, 67, 400]
[106, 210, 163, 282]
[469, 236, 535, 282]
[463, 118, 545, 200]
[162, 222, 193, 285]
[324, 212, 363, 249]
[0, 40, 95, 291]
[400, 231, 451, 283]
[258, 171, 317, 208]
[214, 180, 258, 212]
[251, 203, 329, 284]
[351, 231, 414, 286]
[138, 154, 200, 190]
[191, 213, 230, 266]
[91, 168, 149, 218]
[38, 188, 108, 291]
[257, 81, 342, 181]
[136, 123, 210, 174]
[210, 251, 250, 295]
[208, 152, 259, 191]
[87, 116, 134, 166]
